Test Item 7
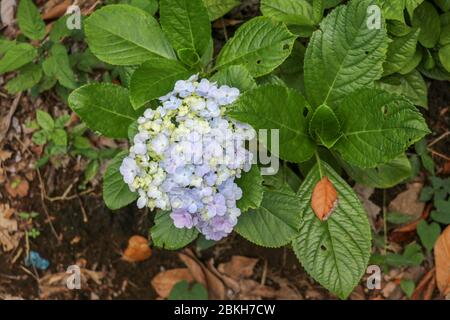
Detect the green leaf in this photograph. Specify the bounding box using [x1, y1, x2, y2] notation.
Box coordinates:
[376, 70, 428, 108]
[304, 0, 388, 109]
[84, 160, 100, 183]
[381, 0, 406, 22]
[412, 1, 440, 48]
[68, 83, 142, 138]
[274, 40, 306, 93]
[85, 4, 175, 65]
[292, 161, 371, 300]
[130, 58, 191, 109]
[36, 110, 55, 131]
[405, 0, 424, 18]
[6, 63, 42, 94]
[210, 65, 257, 92]
[387, 212, 416, 224]
[260, 0, 315, 26]
[103, 151, 138, 210]
[151, 211, 199, 250]
[0, 43, 37, 74]
[417, 220, 441, 251]
[235, 187, 302, 248]
[263, 164, 302, 193]
[400, 279, 415, 299]
[398, 47, 423, 75]
[0, 38, 16, 55]
[49, 16, 74, 42]
[308, 104, 341, 148]
[439, 44, 450, 72]
[383, 28, 420, 76]
[168, 281, 208, 300]
[216, 17, 297, 77]
[51, 128, 68, 147]
[43, 44, 77, 89]
[17, 0, 46, 40]
[202, 0, 240, 21]
[127, 0, 159, 15]
[333, 88, 430, 168]
[160, 0, 211, 59]
[228, 85, 315, 163]
[32, 130, 48, 145]
[385, 242, 424, 267]
[236, 165, 264, 212]
[341, 154, 412, 189]
[434, 0, 450, 12]
[430, 210, 450, 224]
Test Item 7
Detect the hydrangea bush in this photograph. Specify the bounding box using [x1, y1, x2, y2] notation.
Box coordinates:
[68, 0, 430, 299]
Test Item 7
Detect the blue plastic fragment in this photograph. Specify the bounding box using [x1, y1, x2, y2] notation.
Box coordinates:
[24, 251, 50, 270]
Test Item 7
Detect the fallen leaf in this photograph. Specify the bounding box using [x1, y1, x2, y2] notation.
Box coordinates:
[311, 176, 338, 221]
[354, 184, 380, 230]
[5, 176, 29, 198]
[218, 256, 258, 280]
[435, 225, 450, 296]
[0, 203, 22, 252]
[42, 0, 71, 20]
[122, 235, 152, 262]
[151, 268, 194, 299]
[0, 150, 12, 162]
[0, 0, 16, 26]
[179, 249, 226, 300]
[388, 183, 425, 220]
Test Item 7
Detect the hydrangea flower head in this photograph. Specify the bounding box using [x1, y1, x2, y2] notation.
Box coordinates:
[120, 75, 255, 241]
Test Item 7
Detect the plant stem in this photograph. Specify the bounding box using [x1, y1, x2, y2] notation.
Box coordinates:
[315, 151, 324, 178]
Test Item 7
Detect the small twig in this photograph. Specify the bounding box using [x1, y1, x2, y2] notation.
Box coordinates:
[36, 169, 61, 242]
[0, 92, 22, 145]
[429, 148, 450, 161]
[428, 131, 450, 147]
[77, 196, 88, 223]
[220, 18, 229, 41]
[260, 259, 268, 286]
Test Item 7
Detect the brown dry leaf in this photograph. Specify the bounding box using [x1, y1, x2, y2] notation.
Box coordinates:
[0, 0, 16, 26]
[388, 182, 425, 220]
[0, 150, 13, 162]
[179, 249, 226, 300]
[122, 235, 152, 262]
[5, 176, 29, 198]
[0, 203, 21, 252]
[151, 268, 194, 299]
[39, 268, 104, 299]
[311, 176, 338, 221]
[213, 19, 242, 28]
[218, 256, 258, 280]
[354, 184, 380, 230]
[42, 0, 71, 20]
[435, 225, 450, 296]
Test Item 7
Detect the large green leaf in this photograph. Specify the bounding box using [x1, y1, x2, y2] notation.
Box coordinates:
[228, 84, 316, 163]
[304, 0, 388, 109]
[235, 187, 302, 247]
[439, 44, 450, 72]
[412, 2, 440, 48]
[85, 5, 175, 65]
[216, 17, 297, 77]
[0, 43, 37, 74]
[341, 154, 412, 188]
[292, 161, 371, 299]
[381, 0, 406, 22]
[6, 63, 42, 94]
[405, 0, 424, 17]
[17, 0, 46, 40]
[202, 0, 240, 21]
[129, 58, 191, 109]
[151, 211, 199, 250]
[260, 0, 315, 26]
[0, 38, 16, 55]
[210, 65, 257, 92]
[103, 151, 138, 210]
[383, 28, 420, 76]
[376, 70, 428, 108]
[333, 88, 429, 168]
[308, 104, 341, 148]
[160, 0, 211, 60]
[274, 40, 306, 93]
[236, 165, 264, 212]
[68, 84, 142, 138]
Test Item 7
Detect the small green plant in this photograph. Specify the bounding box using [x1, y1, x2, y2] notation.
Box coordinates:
[19, 211, 41, 239]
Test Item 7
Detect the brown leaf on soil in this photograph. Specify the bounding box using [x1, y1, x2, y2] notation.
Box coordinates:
[122, 235, 152, 262]
[179, 249, 226, 300]
[0, 203, 22, 252]
[311, 176, 338, 221]
[435, 225, 450, 296]
[151, 268, 194, 299]
[388, 182, 425, 220]
[5, 177, 29, 198]
[42, 0, 71, 20]
[0, 0, 16, 26]
[218, 256, 258, 280]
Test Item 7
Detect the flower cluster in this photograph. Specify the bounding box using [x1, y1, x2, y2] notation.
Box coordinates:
[120, 75, 255, 240]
